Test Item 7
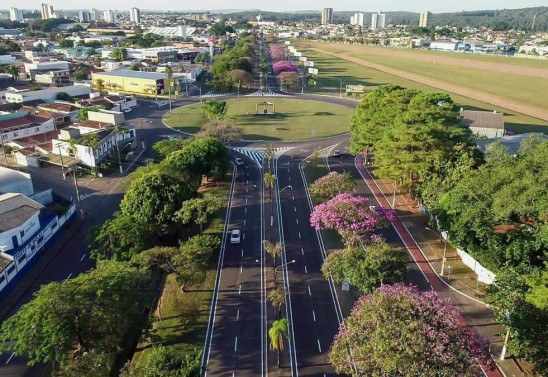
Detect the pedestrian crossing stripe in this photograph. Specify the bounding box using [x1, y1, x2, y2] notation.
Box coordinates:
[230, 147, 294, 168]
[202, 92, 230, 98]
[244, 90, 290, 97]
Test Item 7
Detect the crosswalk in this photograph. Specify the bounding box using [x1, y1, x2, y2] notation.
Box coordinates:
[231, 146, 294, 168]
[202, 92, 230, 98]
[245, 90, 290, 97]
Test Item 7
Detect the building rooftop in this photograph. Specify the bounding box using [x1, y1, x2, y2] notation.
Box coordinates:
[476, 133, 548, 156]
[0, 167, 31, 193]
[461, 110, 504, 130]
[94, 70, 165, 80]
[38, 102, 80, 113]
[0, 193, 43, 233]
[0, 112, 51, 131]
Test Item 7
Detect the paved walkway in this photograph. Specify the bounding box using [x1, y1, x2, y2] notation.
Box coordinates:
[355, 154, 526, 377]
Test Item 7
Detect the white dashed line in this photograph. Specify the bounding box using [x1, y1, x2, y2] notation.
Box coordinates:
[244, 220, 246, 226]
[243, 233, 245, 240]
[246, 197, 248, 203]
[80, 253, 86, 261]
[234, 337, 238, 351]
[304, 265, 308, 274]
[301, 248, 304, 255]
[292, 196, 295, 201]
[240, 265, 243, 274]
[5, 352, 15, 364]
[246, 179, 249, 184]
[64, 273, 72, 281]
[236, 309, 240, 321]
[238, 285, 242, 294]
[241, 249, 244, 257]
[298, 232, 301, 239]
[317, 339, 322, 353]
[308, 286, 312, 296]
[294, 206, 297, 212]
[245, 207, 247, 213]
[312, 310, 316, 322]
[296, 219, 299, 224]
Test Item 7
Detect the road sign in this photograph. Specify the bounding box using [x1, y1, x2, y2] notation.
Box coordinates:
[342, 279, 350, 291]
[346, 84, 366, 93]
[308, 68, 319, 75]
[284, 40, 291, 45]
[294, 51, 303, 57]
[304, 60, 314, 67]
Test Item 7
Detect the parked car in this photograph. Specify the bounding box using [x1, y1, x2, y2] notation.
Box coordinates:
[230, 229, 241, 244]
[235, 157, 244, 166]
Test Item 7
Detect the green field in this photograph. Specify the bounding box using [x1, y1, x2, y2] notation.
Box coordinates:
[165, 98, 354, 140]
[294, 41, 548, 134]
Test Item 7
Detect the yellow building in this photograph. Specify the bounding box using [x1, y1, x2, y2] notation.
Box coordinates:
[92, 70, 166, 96]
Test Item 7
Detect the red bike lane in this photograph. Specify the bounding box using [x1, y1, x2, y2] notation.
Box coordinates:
[355, 154, 503, 377]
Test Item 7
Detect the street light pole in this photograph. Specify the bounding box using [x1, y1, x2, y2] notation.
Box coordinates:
[425, 226, 447, 275]
[274, 259, 296, 281]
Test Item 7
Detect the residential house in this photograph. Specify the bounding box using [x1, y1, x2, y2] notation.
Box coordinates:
[5, 85, 91, 104]
[0, 167, 34, 197]
[0, 111, 55, 143]
[35, 101, 80, 125]
[461, 109, 505, 139]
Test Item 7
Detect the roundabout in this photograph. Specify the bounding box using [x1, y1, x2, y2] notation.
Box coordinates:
[163, 97, 354, 141]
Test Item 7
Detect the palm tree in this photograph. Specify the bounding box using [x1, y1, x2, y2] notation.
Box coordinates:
[6, 65, 19, 80]
[263, 172, 276, 199]
[265, 144, 274, 172]
[269, 318, 289, 368]
[80, 133, 99, 149]
[263, 240, 282, 268]
[94, 78, 105, 93]
[267, 287, 285, 319]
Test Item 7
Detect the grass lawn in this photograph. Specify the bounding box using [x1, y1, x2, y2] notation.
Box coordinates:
[130, 180, 231, 368]
[165, 98, 354, 140]
[294, 41, 548, 134]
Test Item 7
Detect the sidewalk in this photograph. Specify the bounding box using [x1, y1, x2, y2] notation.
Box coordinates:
[354, 155, 526, 377]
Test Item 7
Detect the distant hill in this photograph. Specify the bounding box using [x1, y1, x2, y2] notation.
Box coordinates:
[223, 7, 548, 31]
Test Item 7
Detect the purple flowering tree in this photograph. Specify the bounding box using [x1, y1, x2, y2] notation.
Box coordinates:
[273, 60, 298, 75]
[309, 193, 392, 247]
[270, 44, 286, 61]
[329, 284, 492, 376]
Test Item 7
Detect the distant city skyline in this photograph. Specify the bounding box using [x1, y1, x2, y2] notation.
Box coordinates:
[2, 0, 547, 13]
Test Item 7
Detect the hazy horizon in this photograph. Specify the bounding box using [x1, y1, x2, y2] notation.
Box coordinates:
[2, 1, 547, 13]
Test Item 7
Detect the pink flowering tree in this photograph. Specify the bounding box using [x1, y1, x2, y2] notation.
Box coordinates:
[273, 60, 298, 75]
[329, 284, 493, 376]
[270, 44, 286, 61]
[309, 193, 392, 247]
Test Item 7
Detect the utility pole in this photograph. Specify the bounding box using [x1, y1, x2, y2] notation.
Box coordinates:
[57, 145, 65, 178]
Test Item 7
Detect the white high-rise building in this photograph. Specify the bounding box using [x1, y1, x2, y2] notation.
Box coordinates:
[10, 7, 24, 22]
[79, 11, 91, 22]
[103, 10, 117, 23]
[419, 11, 430, 27]
[40, 3, 54, 20]
[371, 11, 386, 29]
[321, 8, 333, 25]
[350, 12, 364, 27]
[90, 8, 101, 21]
[130, 7, 141, 24]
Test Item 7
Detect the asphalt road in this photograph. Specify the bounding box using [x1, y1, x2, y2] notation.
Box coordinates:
[202, 154, 266, 376]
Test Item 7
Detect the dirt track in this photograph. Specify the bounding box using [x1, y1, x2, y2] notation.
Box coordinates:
[309, 45, 548, 122]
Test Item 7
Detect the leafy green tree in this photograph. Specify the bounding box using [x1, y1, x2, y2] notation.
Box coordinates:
[90, 214, 148, 261]
[121, 346, 201, 377]
[120, 170, 196, 234]
[329, 284, 491, 376]
[202, 100, 226, 120]
[269, 319, 289, 368]
[152, 138, 189, 160]
[176, 196, 223, 233]
[110, 47, 127, 61]
[310, 171, 355, 199]
[278, 71, 300, 91]
[59, 39, 74, 48]
[321, 241, 408, 292]
[197, 120, 243, 145]
[486, 267, 548, 374]
[74, 70, 87, 80]
[0, 261, 153, 368]
[268, 287, 285, 319]
[263, 172, 276, 199]
[209, 22, 235, 36]
[263, 240, 282, 265]
[174, 235, 218, 290]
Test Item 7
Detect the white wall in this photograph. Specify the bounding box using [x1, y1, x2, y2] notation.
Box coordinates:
[0, 179, 34, 197]
[0, 118, 55, 142]
[0, 211, 40, 251]
[5, 85, 91, 103]
[0, 55, 16, 65]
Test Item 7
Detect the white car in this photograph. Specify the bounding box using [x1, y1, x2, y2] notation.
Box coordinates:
[230, 229, 241, 244]
[235, 157, 244, 166]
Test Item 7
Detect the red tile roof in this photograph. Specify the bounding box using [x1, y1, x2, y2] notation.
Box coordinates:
[0, 113, 51, 130]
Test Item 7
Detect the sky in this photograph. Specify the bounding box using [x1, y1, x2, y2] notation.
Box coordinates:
[6, 0, 548, 13]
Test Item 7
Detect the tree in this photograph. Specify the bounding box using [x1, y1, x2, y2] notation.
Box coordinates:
[263, 172, 276, 199]
[268, 287, 285, 319]
[152, 138, 189, 160]
[278, 71, 300, 91]
[174, 235, 219, 291]
[329, 284, 492, 376]
[269, 319, 289, 368]
[263, 240, 282, 267]
[272, 60, 298, 75]
[197, 120, 243, 145]
[228, 69, 253, 92]
[5, 65, 19, 80]
[94, 78, 105, 92]
[59, 39, 74, 48]
[176, 196, 223, 233]
[74, 70, 87, 80]
[485, 267, 548, 374]
[121, 346, 201, 377]
[110, 47, 127, 61]
[201, 100, 226, 120]
[90, 214, 148, 261]
[310, 171, 355, 199]
[310, 193, 392, 247]
[120, 170, 196, 235]
[321, 241, 407, 292]
[0, 261, 153, 368]
[80, 133, 99, 148]
[209, 22, 235, 36]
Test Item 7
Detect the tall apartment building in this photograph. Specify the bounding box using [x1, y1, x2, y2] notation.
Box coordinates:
[103, 10, 117, 23]
[321, 8, 333, 25]
[419, 11, 430, 27]
[130, 7, 141, 24]
[40, 3, 54, 20]
[90, 8, 101, 21]
[371, 11, 386, 29]
[350, 12, 364, 27]
[9, 7, 24, 22]
[79, 11, 91, 23]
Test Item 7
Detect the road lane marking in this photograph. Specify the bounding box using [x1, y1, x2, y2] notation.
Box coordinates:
[234, 337, 238, 352]
[308, 286, 312, 296]
[237, 309, 240, 321]
[298, 232, 301, 239]
[238, 285, 242, 294]
[64, 273, 72, 281]
[317, 339, 322, 353]
[241, 249, 244, 257]
[246, 197, 248, 203]
[288, 175, 291, 181]
[245, 207, 247, 213]
[296, 219, 299, 224]
[271, 216, 273, 226]
[244, 220, 246, 226]
[312, 310, 316, 322]
[246, 188, 249, 193]
[240, 265, 242, 274]
[5, 352, 15, 364]
[243, 233, 245, 240]
[304, 265, 308, 274]
[301, 247, 304, 255]
[80, 253, 86, 261]
[292, 196, 295, 201]
[294, 206, 297, 212]
[246, 179, 249, 184]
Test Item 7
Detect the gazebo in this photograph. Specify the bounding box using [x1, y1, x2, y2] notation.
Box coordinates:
[256, 101, 275, 115]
